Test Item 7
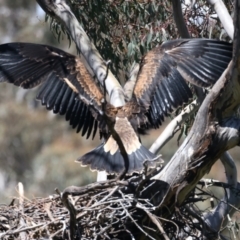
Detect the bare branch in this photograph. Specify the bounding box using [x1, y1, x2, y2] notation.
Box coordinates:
[151, 0, 240, 217]
[36, 0, 125, 107]
[206, 0, 234, 39]
[203, 152, 240, 237]
[149, 100, 198, 154]
[123, 62, 140, 101]
[137, 203, 170, 240]
[152, 58, 240, 207]
[172, 0, 190, 38]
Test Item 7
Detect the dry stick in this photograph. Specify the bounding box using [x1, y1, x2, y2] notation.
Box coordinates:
[0, 223, 45, 238]
[156, 216, 179, 238]
[137, 203, 170, 240]
[118, 190, 157, 240]
[18, 182, 27, 240]
[1, 212, 69, 238]
[44, 202, 55, 222]
[78, 199, 132, 211]
[184, 206, 208, 238]
[50, 221, 68, 238]
[62, 180, 128, 197]
[119, 201, 156, 240]
[85, 190, 109, 207]
[61, 184, 121, 237]
[94, 225, 112, 240]
[57, 189, 77, 240]
[97, 186, 119, 204]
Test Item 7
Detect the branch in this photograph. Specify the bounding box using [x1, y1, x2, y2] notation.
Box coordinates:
[172, 0, 190, 38]
[123, 62, 140, 101]
[162, 1, 206, 156]
[206, 0, 234, 39]
[149, 100, 198, 154]
[36, 0, 125, 107]
[203, 152, 240, 235]
[152, 0, 240, 210]
[18, 183, 27, 240]
[153, 62, 240, 209]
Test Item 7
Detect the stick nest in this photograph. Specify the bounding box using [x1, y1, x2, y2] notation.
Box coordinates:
[0, 175, 211, 240]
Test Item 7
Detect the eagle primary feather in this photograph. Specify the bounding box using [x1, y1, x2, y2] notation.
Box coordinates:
[133, 39, 232, 128]
[0, 39, 232, 174]
[0, 43, 104, 140]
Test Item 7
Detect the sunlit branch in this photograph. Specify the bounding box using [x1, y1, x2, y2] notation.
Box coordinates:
[149, 100, 198, 154]
[206, 0, 234, 39]
[36, 0, 125, 107]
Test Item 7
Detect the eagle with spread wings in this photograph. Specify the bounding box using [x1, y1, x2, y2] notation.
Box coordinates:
[0, 39, 232, 174]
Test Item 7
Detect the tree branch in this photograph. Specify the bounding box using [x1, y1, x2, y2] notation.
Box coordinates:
[151, 0, 240, 219]
[149, 100, 198, 154]
[172, 0, 190, 38]
[203, 152, 240, 236]
[153, 61, 240, 212]
[123, 62, 140, 102]
[36, 0, 125, 108]
[206, 0, 234, 39]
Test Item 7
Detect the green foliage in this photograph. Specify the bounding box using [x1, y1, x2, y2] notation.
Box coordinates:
[48, 0, 234, 83]
[49, 0, 177, 83]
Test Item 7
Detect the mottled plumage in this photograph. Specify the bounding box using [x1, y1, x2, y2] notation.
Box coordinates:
[0, 39, 232, 174]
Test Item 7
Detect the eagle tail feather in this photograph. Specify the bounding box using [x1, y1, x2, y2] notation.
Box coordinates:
[76, 143, 159, 175]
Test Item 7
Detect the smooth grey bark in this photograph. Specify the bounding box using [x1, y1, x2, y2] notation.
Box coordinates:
[207, 0, 234, 39]
[152, 2, 240, 231]
[149, 100, 198, 153]
[123, 62, 140, 101]
[203, 152, 240, 235]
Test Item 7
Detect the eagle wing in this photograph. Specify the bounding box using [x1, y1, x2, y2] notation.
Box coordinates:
[0, 42, 106, 139]
[133, 39, 232, 128]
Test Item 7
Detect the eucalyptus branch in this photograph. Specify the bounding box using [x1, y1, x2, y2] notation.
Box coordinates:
[206, 0, 234, 39]
[123, 62, 140, 101]
[203, 152, 240, 236]
[150, 100, 198, 154]
[172, 0, 190, 38]
[151, 0, 240, 224]
[36, 0, 125, 107]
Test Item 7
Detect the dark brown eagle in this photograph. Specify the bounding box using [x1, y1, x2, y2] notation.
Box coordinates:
[0, 39, 232, 174]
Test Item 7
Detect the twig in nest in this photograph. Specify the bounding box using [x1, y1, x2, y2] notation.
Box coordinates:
[156, 216, 179, 238]
[119, 200, 156, 240]
[0, 223, 45, 237]
[137, 203, 170, 240]
[94, 224, 112, 240]
[62, 179, 128, 197]
[56, 188, 78, 240]
[97, 186, 119, 204]
[134, 162, 149, 199]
